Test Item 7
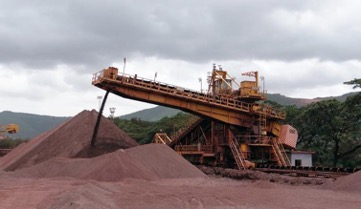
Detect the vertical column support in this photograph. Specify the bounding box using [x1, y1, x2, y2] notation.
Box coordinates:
[91, 90, 110, 146]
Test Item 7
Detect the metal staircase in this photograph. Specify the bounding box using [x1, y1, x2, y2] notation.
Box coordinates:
[271, 138, 290, 166]
[228, 131, 247, 170]
[278, 139, 291, 166]
[170, 117, 201, 140]
[167, 117, 204, 147]
[153, 133, 172, 145]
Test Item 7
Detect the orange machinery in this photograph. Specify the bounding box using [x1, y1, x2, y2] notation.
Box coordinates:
[92, 64, 292, 169]
[0, 124, 19, 134]
[0, 124, 19, 139]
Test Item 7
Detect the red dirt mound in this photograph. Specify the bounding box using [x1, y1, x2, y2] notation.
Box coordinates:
[14, 144, 206, 181]
[126, 143, 206, 178]
[329, 171, 361, 193]
[0, 110, 138, 171]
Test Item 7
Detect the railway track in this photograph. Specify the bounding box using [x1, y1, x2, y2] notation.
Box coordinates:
[255, 164, 360, 178]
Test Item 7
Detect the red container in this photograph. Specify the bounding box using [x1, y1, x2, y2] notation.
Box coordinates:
[279, 125, 298, 149]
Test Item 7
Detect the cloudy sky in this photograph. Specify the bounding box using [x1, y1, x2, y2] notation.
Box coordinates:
[1, 0, 360, 117]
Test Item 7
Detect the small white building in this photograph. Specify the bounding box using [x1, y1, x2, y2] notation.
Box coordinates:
[287, 150, 314, 167]
[279, 124, 314, 167]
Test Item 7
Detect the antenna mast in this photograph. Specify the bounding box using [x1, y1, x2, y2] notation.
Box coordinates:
[123, 57, 126, 74]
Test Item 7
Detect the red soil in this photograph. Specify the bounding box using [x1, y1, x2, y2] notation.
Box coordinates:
[14, 144, 205, 181]
[326, 170, 361, 193]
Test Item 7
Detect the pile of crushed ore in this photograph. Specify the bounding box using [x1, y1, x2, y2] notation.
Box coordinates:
[326, 170, 361, 193]
[0, 109, 205, 181]
[14, 143, 206, 181]
[0, 110, 138, 171]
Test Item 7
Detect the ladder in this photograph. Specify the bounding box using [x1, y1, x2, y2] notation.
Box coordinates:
[170, 117, 201, 141]
[278, 139, 291, 166]
[228, 131, 247, 170]
[153, 133, 172, 145]
[271, 138, 290, 166]
[259, 105, 267, 135]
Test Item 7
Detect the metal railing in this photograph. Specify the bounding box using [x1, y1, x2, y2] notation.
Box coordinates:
[92, 69, 286, 119]
[175, 144, 213, 153]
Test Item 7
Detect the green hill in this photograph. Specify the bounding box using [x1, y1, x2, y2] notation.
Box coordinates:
[0, 111, 69, 139]
[267, 92, 358, 107]
[120, 106, 181, 121]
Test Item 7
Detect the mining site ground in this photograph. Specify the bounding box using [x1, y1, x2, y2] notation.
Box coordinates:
[0, 169, 360, 209]
[0, 110, 360, 209]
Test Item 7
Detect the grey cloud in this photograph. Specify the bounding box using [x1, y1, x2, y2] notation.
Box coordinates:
[0, 0, 360, 71]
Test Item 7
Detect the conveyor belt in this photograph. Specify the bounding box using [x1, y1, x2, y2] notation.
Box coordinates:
[92, 68, 285, 128]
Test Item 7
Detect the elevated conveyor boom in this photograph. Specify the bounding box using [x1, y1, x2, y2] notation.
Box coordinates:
[92, 67, 285, 128]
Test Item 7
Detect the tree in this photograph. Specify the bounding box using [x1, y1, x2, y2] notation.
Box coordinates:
[113, 117, 154, 143]
[336, 93, 361, 166]
[283, 105, 310, 147]
[113, 113, 196, 145]
[0, 138, 27, 149]
[296, 94, 361, 167]
[344, 78, 361, 89]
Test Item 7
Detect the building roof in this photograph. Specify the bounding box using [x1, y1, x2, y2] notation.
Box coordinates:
[289, 150, 315, 154]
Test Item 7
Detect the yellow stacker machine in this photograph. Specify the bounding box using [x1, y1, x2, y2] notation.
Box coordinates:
[0, 124, 19, 137]
[92, 64, 292, 169]
[0, 124, 19, 156]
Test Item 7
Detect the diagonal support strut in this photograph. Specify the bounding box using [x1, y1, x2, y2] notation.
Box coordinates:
[91, 90, 110, 146]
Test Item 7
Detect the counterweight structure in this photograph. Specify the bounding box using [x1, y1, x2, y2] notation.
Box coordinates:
[92, 65, 295, 169]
